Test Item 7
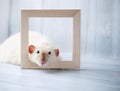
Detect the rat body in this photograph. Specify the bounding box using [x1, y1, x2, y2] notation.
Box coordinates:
[0, 31, 60, 66]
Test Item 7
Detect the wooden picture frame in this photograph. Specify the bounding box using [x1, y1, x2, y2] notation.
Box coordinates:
[21, 9, 81, 69]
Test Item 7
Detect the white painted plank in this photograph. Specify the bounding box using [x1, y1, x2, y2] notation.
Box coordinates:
[86, 0, 97, 56]
[0, 0, 10, 43]
[112, 0, 120, 58]
[41, 0, 58, 9]
[58, 0, 76, 9]
[96, 0, 113, 57]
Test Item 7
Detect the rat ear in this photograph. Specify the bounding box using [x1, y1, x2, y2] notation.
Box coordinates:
[28, 45, 35, 54]
[54, 49, 59, 57]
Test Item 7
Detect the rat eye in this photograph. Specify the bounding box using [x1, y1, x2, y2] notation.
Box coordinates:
[37, 50, 40, 54]
[48, 51, 51, 55]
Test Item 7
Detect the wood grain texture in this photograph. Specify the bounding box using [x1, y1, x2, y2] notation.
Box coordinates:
[21, 10, 80, 69]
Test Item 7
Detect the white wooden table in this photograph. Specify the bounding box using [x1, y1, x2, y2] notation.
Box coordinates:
[0, 56, 120, 91]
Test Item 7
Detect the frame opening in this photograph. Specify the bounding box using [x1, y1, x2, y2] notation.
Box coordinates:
[29, 17, 73, 61]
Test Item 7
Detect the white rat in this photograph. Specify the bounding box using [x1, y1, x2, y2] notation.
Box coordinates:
[0, 31, 60, 66]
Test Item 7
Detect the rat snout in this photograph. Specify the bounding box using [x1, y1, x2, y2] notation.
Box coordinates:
[41, 53, 48, 65]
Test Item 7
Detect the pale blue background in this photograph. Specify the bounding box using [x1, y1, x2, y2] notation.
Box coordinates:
[0, 0, 120, 59]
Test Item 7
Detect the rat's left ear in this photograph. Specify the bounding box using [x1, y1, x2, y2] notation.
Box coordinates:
[28, 45, 35, 54]
[54, 49, 59, 57]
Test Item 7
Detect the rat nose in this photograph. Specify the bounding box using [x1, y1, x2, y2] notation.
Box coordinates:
[42, 53, 46, 59]
[41, 53, 46, 64]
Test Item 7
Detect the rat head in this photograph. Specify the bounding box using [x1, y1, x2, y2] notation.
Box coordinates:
[28, 45, 59, 66]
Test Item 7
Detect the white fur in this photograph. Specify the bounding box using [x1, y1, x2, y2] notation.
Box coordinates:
[29, 45, 58, 66]
[0, 31, 60, 66]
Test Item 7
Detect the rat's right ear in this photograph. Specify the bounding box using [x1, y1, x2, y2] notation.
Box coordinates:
[28, 45, 35, 54]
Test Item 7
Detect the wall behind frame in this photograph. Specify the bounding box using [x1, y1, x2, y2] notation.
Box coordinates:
[1, 0, 120, 59]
